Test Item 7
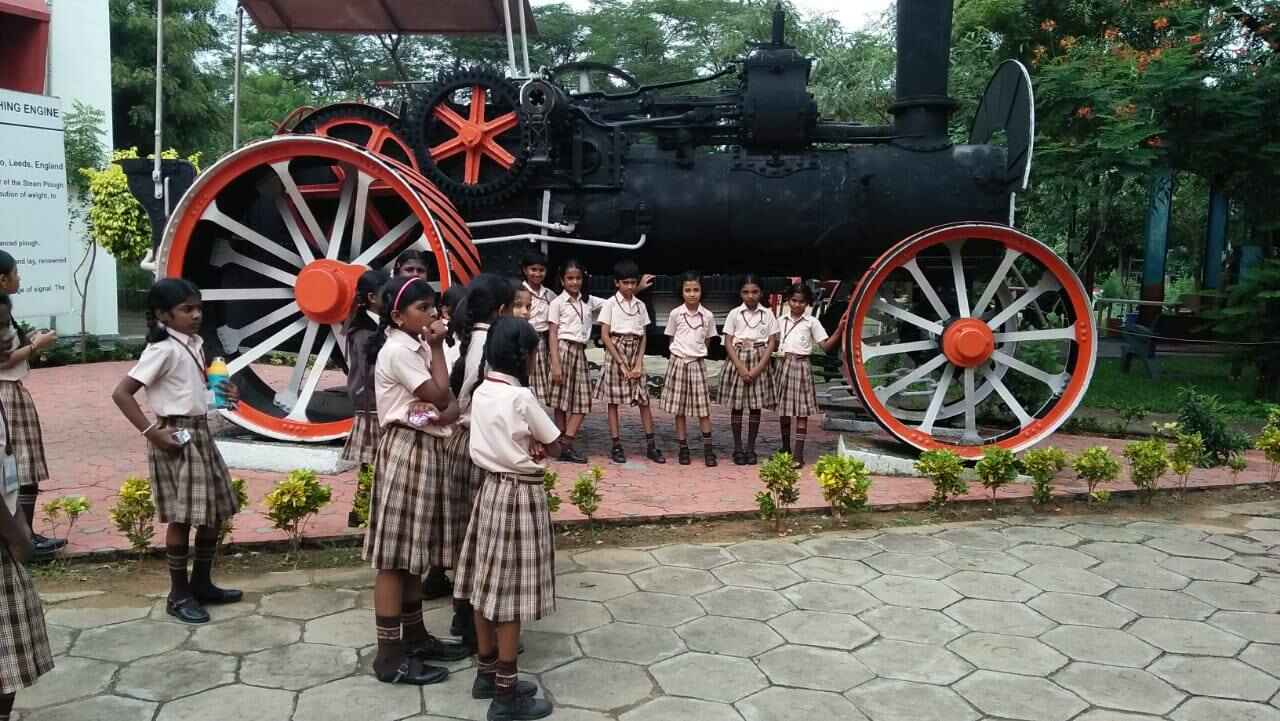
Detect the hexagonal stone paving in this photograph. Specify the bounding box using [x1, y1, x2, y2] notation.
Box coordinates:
[676, 615, 782, 657]
[770, 609, 877, 649]
[1040, 626, 1160, 667]
[1001, 525, 1081, 547]
[872, 533, 951, 556]
[736, 686, 868, 721]
[293, 675, 420, 721]
[43, 605, 149, 629]
[944, 599, 1053, 636]
[115, 650, 236, 701]
[606, 591, 704, 627]
[954, 670, 1086, 721]
[188, 615, 300, 656]
[1171, 698, 1280, 721]
[1186, 580, 1280, 612]
[631, 565, 720, 596]
[864, 575, 962, 610]
[543, 659, 655, 711]
[652, 543, 734, 569]
[865, 552, 952, 579]
[789, 556, 879, 586]
[757, 645, 873, 692]
[854, 639, 972, 684]
[517, 630, 582, 673]
[1206, 534, 1270, 556]
[525, 598, 611, 634]
[1009, 544, 1099, 569]
[14, 656, 117, 710]
[574, 548, 657, 573]
[695, 586, 794, 620]
[239, 642, 358, 690]
[1161, 556, 1257, 583]
[1091, 561, 1189, 590]
[1149, 655, 1280, 701]
[944, 570, 1039, 602]
[846, 678, 978, 721]
[781, 581, 879, 615]
[798, 536, 881, 560]
[1054, 662, 1186, 715]
[1109, 588, 1215, 620]
[949, 632, 1068, 675]
[1211, 611, 1280, 643]
[1028, 593, 1136, 628]
[1078, 542, 1169, 565]
[299, 608, 370, 648]
[71, 620, 189, 662]
[1240, 643, 1280, 677]
[859, 605, 967, 644]
[154, 684, 296, 721]
[1128, 521, 1205, 541]
[1129, 617, 1249, 655]
[712, 562, 803, 590]
[578, 622, 685, 664]
[937, 547, 1028, 575]
[258, 588, 357, 620]
[651, 652, 769, 703]
[727, 540, 809, 564]
[1064, 523, 1148, 543]
[557, 571, 638, 601]
[1146, 537, 1234, 560]
[935, 527, 1009, 550]
[1017, 565, 1117, 596]
[619, 697, 743, 721]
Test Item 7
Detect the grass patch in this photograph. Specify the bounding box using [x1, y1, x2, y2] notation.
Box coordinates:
[1083, 357, 1265, 419]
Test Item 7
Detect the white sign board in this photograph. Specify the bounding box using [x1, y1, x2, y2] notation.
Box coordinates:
[0, 89, 72, 317]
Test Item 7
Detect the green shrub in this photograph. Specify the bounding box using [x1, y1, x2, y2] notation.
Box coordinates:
[264, 469, 332, 560]
[1020, 447, 1069, 505]
[109, 476, 155, 561]
[1176, 387, 1250, 467]
[41, 495, 91, 550]
[757, 452, 801, 532]
[1169, 430, 1205, 495]
[1124, 439, 1170, 503]
[1257, 427, 1280, 484]
[916, 450, 967, 507]
[1072, 446, 1121, 502]
[1228, 453, 1248, 482]
[570, 465, 604, 522]
[975, 447, 1019, 509]
[544, 469, 563, 513]
[352, 466, 373, 528]
[814, 453, 872, 520]
[1118, 404, 1150, 434]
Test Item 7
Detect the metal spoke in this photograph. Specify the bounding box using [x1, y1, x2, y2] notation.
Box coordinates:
[350, 171, 375, 257]
[210, 241, 297, 288]
[872, 298, 945, 336]
[227, 317, 307, 375]
[875, 353, 949, 400]
[973, 247, 1022, 318]
[992, 327, 1077, 343]
[275, 196, 317, 265]
[862, 339, 938, 361]
[962, 367, 979, 443]
[352, 214, 422, 266]
[329, 323, 347, 363]
[903, 258, 951, 321]
[203, 288, 295, 301]
[287, 331, 336, 421]
[201, 200, 303, 268]
[983, 365, 1033, 427]
[987, 275, 1060, 330]
[919, 364, 956, 433]
[279, 320, 320, 411]
[271, 160, 327, 250]
[949, 241, 971, 318]
[326, 168, 359, 260]
[216, 302, 301, 351]
[991, 349, 1068, 393]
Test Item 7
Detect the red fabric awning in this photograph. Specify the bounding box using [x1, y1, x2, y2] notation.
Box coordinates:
[240, 0, 538, 35]
[0, 0, 50, 21]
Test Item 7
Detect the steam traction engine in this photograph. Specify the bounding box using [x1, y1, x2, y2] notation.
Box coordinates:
[152, 0, 1095, 459]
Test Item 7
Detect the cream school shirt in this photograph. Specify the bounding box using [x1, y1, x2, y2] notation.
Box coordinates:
[524, 283, 557, 333]
[665, 305, 717, 359]
[469, 372, 562, 475]
[128, 329, 210, 417]
[723, 304, 778, 346]
[456, 323, 489, 428]
[0, 330, 29, 382]
[547, 292, 604, 344]
[597, 293, 649, 336]
[375, 328, 452, 438]
[777, 313, 830, 356]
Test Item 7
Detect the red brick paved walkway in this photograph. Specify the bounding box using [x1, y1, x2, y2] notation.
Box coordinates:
[28, 361, 1274, 555]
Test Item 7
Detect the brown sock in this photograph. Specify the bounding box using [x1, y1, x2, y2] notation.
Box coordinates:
[702, 431, 714, 453]
[645, 433, 657, 450]
[780, 418, 792, 454]
[190, 527, 218, 591]
[477, 652, 498, 679]
[731, 412, 743, 453]
[374, 615, 403, 676]
[495, 659, 519, 699]
[794, 433, 807, 465]
[747, 412, 761, 452]
[17, 487, 36, 533]
[401, 600, 428, 644]
[167, 544, 191, 599]
[1, 690, 16, 719]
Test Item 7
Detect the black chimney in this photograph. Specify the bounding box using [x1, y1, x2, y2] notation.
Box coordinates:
[892, 0, 959, 143]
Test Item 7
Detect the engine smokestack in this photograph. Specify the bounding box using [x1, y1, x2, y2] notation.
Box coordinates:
[892, 0, 958, 142]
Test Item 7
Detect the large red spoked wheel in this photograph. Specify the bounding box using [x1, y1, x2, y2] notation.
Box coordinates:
[842, 223, 1096, 459]
[287, 103, 421, 172]
[158, 136, 477, 442]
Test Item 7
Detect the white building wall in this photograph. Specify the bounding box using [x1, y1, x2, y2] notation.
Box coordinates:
[31, 0, 119, 336]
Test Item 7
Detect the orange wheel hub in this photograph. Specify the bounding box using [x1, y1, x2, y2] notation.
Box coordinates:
[295, 259, 366, 325]
[942, 318, 995, 368]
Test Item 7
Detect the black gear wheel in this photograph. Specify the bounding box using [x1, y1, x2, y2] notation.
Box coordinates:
[291, 103, 419, 170]
[405, 68, 533, 209]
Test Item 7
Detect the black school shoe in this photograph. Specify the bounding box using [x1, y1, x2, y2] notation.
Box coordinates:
[677, 445, 691, 465]
[193, 584, 243, 605]
[406, 635, 472, 662]
[472, 674, 538, 699]
[733, 450, 748, 466]
[745, 450, 759, 465]
[610, 443, 626, 464]
[33, 533, 67, 552]
[167, 596, 211, 624]
[646, 445, 666, 464]
[559, 447, 588, 464]
[376, 657, 449, 686]
[488, 694, 553, 721]
[704, 447, 718, 467]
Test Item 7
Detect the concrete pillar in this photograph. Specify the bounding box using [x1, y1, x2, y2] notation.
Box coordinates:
[1201, 185, 1228, 291]
[1140, 166, 1174, 324]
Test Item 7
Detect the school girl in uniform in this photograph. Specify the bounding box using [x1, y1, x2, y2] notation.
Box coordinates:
[719, 275, 779, 465]
[520, 251, 556, 404]
[661, 271, 719, 467]
[0, 294, 54, 721]
[342, 270, 389, 527]
[546, 259, 605, 463]
[454, 317, 562, 721]
[364, 276, 470, 685]
[0, 252, 63, 556]
[775, 283, 845, 468]
[394, 248, 431, 279]
[443, 274, 514, 645]
[595, 259, 664, 464]
[111, 279, 242, 624]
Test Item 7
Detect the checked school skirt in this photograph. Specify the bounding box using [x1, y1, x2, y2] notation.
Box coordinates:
[148, 416, 239, 527]
[719, 343, 777, 411]
[660, 356, 711, 418]
[453, 471, 555, 623]
[341, 411, 381, 465]
[0, 380, 49, 489]
[546, 340, 591, 415]
[444, 427, 486, 567]
[529, 333, 552, 404]
[0, 545, 53, 695]
[775, 353, 819, 417]
[594, 334, 648, 406]
[364, 424, 451, 574]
